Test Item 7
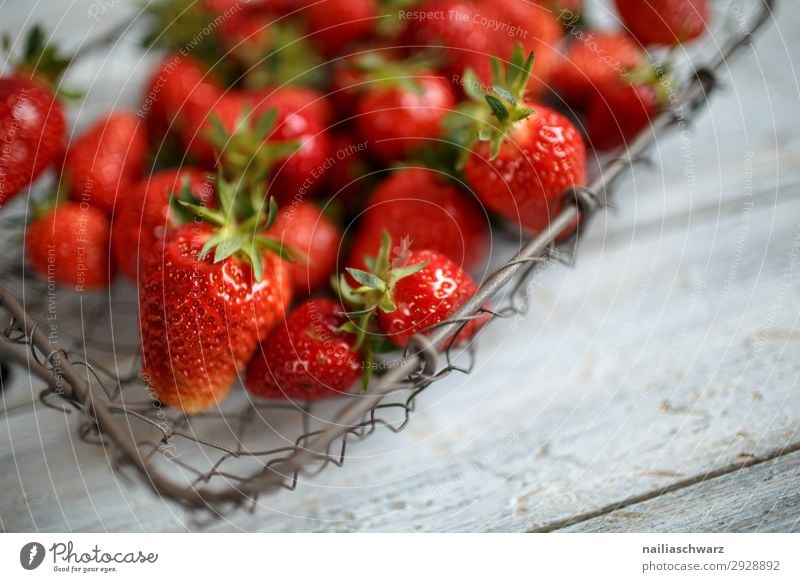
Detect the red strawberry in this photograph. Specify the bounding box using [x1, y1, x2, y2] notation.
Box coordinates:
[615, 0, 709, 46]
[245, 298, 362, 400]
[453, 48, 586, 234]
[402, 0, 497, 88]
[184, 89, 332, 203]
[324, 132, 373, 209]
[182, 90, 248, 165]
[218, 7, 325, 89]
[330, 44, 404, 114]
[254, 89, 334, 203]
[0, 77, 66, 208]
[551, 32, 645, 108]
[26, 202, 114, 290]
[342, 234, 486, 348]
[267, 201, 342, 293]
[480, 0, 564, 96]
[65, 111, 148, 214]
[354, 70, 457, 163]
[586, 77, 665, 151]
[376, 249, 485, 347]
[349, 168, 488, 274]
[303, 0, 379, 57]
[139, 177, 293, 413]
[111, 168, 215, 282]
[257, 85, 334, 130]
[142, 54, 223, 139]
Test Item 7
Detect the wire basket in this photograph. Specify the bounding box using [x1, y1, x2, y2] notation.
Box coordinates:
[0, 0, 776, 515]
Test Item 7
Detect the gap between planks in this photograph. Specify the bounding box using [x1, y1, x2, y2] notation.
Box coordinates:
[530, 441, 800, 533]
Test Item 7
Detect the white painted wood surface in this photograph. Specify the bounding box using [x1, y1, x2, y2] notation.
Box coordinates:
[1, 0, 799, 532]
[564, 450, 800, 532]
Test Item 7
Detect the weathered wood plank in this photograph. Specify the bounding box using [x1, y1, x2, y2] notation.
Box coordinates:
[562, 449, 800, 532]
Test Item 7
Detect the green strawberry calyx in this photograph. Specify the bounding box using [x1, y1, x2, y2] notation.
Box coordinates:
[2, 24, 72, 89]
[333, 230, 428, 388]
[241, 22, 325, 90]
[170, 169, 303, 282]
[203, 104, 300, 190]
[622, 59, 674, 109]
[445, 43, 536, 167]
[346, 50, 440, 96]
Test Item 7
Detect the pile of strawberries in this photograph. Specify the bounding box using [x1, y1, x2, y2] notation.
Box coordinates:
[0, 0, 708, 413]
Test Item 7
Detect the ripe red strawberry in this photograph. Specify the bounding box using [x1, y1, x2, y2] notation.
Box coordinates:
[142, 53, 223, 139]
[453, 47, 586, 234]
[139, 177, 293, 413]
[111, 168, 215, 282]
[257, 85, 334, 130]
[217, 7, 325, 89]
[402, 0, 497, 89]
[376, 248, 485, 347]
[304, 0, 379, 57]
[245, 298, 362, 400]
[479, 0, 564, 96]
[254, 89, 334, 202]
[0, 77, 66, 208]
[267, 201, 342, 293]
[551, 33, 645, 108]
[354, 70, 456, 163]
[324, 132, 373, 209]
[349, 168, 488, 274]
[26, 202, 114, 290]
[183, 89, 332, 202]
[65, 111, 148, 214]
[330, 44, 404, 114]
[586, 77, 665, 151]
[342, 234, 486, 348]
[615, 0, 709, 46]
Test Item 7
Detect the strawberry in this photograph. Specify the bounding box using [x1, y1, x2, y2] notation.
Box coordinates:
[111, 168, 215, 282]
[218, 7, 325, 89]
[348, 168, 488, 274]
[303, 0, 379, 58]
[0, 77, 66, 208]
[65, 111, 148, 214]
[183, 89, 332, 203]
[26, 201, 114, 290]
[254, 89, 334, 203]
[324, 132, 373, 210]
[450, 46, 587, 234]
[402, 0, 498, 89]
[341, 233, 486, 348]
[585, 74, 667, 151]
[478, 0, 564, 96]
[0, 26, 68, 208]
[330, 44, 404, 114]
[403, 0, 561, 97]
[551, 32, 645, 108]
[376, 249, 484, 347]
[352, 60, 457, 163]
[139, 175, 293, 413]
[245, 298, 362, 400]
[141, 53, 223, 140]
[267, 201, 342, 293]
[615, 0, 709, 46]
[256, 85, 334, 131]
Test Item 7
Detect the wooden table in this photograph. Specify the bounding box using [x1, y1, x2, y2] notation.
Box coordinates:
[1, 0, 798, 532]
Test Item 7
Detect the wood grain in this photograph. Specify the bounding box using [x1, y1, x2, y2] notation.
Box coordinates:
[562, 450, 800, 532]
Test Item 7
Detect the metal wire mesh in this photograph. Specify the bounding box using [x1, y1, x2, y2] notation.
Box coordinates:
[0, 0, 776, 515]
